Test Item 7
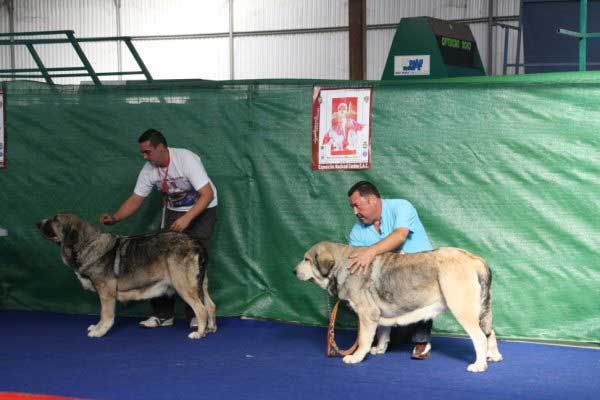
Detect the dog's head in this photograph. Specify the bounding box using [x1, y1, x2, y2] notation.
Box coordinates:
[294, 242, 338, 292]
[36, 214, 84, 248]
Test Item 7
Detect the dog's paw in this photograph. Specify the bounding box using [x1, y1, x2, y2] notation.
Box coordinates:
[343, 353, 365, 364]
[467, 362, 488, 372]
[487, 352, 503, 362]
[87, 324, 97, 332]
[188, 331, 206, 340]
[370, 344, 388, 355]
[206, 325, 218, 334]
[87, 328, 107, 338]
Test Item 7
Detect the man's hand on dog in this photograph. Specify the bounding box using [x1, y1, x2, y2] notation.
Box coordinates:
[99, 213, 118, 226]
[349, 248, 377, 275]
[170, 215, 192, 232]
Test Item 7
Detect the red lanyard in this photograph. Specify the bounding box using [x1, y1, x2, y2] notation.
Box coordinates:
[158, 150, 170, 205]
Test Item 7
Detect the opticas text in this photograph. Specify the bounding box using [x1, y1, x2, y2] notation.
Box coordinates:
[441, 37, 472, 50]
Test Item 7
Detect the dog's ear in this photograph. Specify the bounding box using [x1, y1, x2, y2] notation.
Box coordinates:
[315, 245, 335, 276]
[63, 225, 79, 247]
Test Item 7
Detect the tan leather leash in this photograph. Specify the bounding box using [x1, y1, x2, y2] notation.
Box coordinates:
[327, 299, 360, 356]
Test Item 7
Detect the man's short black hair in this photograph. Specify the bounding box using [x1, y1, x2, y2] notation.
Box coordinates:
[348, 181, 380, 198]
[138, 128, 167, 147]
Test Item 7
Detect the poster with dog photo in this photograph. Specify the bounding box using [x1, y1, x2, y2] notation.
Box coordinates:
[0, 88, 4, 168]
[312, 86, 372, 170]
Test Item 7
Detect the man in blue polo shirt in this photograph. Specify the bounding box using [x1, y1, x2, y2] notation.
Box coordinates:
[347, 180, 434, 360]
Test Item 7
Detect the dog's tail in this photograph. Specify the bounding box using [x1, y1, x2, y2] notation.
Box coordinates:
[477, 261, 494, 337]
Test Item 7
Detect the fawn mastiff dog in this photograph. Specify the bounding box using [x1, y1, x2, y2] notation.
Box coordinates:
[294, 241, 503, 372]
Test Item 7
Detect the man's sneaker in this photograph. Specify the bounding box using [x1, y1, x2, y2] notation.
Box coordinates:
[190, 317, 198, 329]
[139, 316, 174, 328]
[411, 342, 431, 360]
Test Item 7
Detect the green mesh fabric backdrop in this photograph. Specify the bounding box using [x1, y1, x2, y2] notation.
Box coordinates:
[0, 74, 598, 344]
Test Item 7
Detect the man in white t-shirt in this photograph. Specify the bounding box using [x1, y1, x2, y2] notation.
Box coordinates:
[99, 129, 218, 328]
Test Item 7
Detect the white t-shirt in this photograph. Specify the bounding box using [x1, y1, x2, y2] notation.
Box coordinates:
[134, 147, 218, 212]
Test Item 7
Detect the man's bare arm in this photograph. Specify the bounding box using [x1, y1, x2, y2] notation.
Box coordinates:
[99, 194, 145, 225]
[349, 227, 409, 274]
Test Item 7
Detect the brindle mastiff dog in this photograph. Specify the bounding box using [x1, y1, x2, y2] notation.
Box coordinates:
[37, 214, 217, 339]
[294, 241, 503, 372]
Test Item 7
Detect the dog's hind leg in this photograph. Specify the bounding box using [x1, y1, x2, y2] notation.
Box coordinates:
[174, 255, 209, 339]
[176, 283, 208, 339]
[202, 275, 217, 333]
[457, 316, 488, 372]
[182, 293, 208, 340]
[485, 329, 502, 362]
[194, 250, 216, 334]
[478, 266, 503, 363]
[479, 301, 503, 362]
[88, 279, 117, 338]
[441, 274, 489, 372]
[370, 325, 390, 355]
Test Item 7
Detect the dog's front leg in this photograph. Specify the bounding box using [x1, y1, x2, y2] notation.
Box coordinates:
[343, 308, 379, 364]
[370, 325, 391, 355]
[87, 280, 116, 338]
[203, 276, 217, 334]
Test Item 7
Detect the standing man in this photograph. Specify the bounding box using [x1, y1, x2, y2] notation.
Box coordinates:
[347, 180, 433, 360]
[99, 128, 218, 329]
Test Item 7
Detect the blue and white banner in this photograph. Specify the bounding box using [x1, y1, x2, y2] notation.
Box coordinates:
[394, 55, 431, 76]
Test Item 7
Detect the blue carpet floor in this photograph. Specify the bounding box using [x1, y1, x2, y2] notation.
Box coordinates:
[0, 310, 598, 400]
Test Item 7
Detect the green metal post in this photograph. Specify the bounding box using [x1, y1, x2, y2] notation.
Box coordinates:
[25, 44, 53, 85]
[124, 39, 153, 82]
[579, 0, 587, 71]
[558, 0, 600, 72]
[65, 31, 101, 85]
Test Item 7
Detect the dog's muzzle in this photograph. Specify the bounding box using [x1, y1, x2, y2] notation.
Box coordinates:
[293, 260, 313, 281]
[36, 219, 59, 242]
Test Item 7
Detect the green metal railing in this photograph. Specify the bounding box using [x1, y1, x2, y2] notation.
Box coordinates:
[557, 0, 600, 71]
[0, 30, 153, 85]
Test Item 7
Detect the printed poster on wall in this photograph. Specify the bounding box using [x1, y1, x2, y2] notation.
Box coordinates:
[0, 87, 4, 168]
[312, 86, 373, 170]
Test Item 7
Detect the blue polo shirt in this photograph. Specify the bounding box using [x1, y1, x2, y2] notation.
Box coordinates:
[349, 199, 433, 254]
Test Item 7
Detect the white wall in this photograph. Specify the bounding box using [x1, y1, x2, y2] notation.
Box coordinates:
[234, 0, 347, 31]
[0, 1, 10, 71]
